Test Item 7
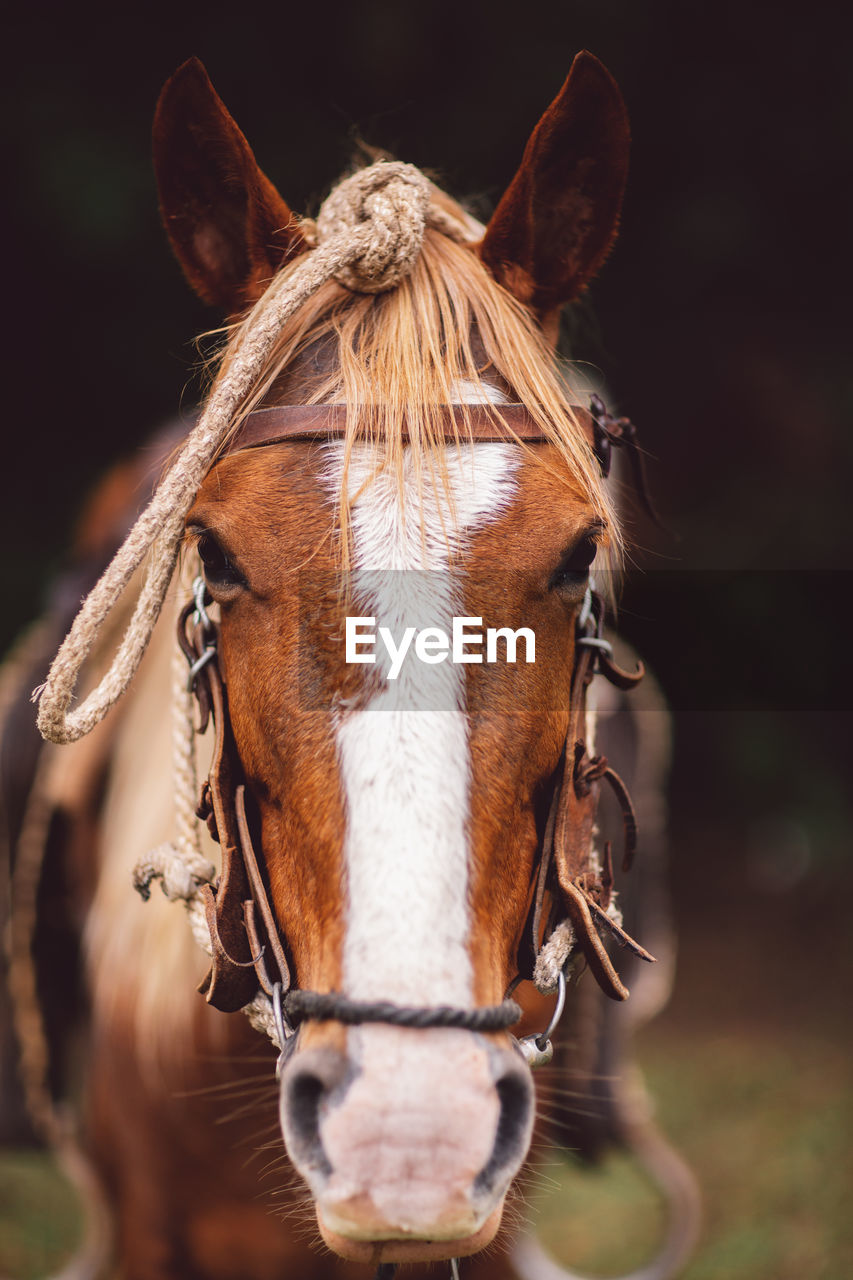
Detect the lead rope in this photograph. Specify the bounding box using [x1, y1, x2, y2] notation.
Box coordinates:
[31, 161, 476, 1054]
[33, 161, 476, 747]
[132, 576, 283, 1049]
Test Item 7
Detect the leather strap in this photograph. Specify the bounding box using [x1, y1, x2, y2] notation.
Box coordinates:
[522, 590, 653, 1002]
[179, 601, 272, 1012]
[222, 402, 595, 452]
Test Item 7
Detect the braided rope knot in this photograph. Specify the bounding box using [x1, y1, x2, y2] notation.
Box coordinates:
[317, 161, 432, 294]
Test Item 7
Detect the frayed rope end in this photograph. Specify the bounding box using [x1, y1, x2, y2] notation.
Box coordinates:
[132, 844, 215, 904]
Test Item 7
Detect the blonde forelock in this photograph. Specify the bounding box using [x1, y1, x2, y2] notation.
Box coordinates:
[214, 177, 622, 575]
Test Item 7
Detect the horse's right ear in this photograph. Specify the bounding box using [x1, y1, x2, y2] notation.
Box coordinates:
[153, 58, 307, 313]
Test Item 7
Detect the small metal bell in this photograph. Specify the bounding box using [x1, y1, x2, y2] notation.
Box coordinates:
[516, 1034, 554, 1069]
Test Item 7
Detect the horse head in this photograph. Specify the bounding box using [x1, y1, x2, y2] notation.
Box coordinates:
[44, 52, 635, 1270]
[157, 51, 630, 1266]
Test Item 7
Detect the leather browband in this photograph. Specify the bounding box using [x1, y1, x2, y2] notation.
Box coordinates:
[223, 403, 595, 453]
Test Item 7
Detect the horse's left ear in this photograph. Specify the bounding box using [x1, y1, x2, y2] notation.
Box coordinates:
[479, 51, 630, 323]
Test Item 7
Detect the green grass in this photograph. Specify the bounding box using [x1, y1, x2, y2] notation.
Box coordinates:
[644, 1030, 853, 1280]
[519, 1027, 852, 1279]
[524, 1147, 666, 1275]
[0, 1148, 81, 1279]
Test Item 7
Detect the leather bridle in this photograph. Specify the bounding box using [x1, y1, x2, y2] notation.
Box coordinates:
[178, 397, 655, 1070]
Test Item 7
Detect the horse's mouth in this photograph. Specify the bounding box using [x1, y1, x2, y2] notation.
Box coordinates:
[317, 1204, 504, 1263]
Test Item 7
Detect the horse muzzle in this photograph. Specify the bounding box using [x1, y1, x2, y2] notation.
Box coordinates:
[279, 1024, 533, 1259]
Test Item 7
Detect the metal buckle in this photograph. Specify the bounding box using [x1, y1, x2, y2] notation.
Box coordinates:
[575, 580, 613, 658]
[588, 393, 614, 478]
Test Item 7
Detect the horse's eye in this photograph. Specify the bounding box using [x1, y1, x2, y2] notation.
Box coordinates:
[549, 533, 600, 592]
[197, 533, 242, 587]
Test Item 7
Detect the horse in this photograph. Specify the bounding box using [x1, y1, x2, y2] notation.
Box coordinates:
[2, 52, 699, 1280]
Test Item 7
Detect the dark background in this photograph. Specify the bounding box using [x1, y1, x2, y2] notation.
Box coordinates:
[2, 1, 851, 1273]
[4, 0, 851, 901]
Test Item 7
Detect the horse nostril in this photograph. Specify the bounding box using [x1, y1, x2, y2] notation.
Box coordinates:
[475, 1052, 535, 1197]
[280, 1048, 352, 1181]
[284, 1069, 329, 1177]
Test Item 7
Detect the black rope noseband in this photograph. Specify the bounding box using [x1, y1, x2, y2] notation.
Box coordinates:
[285, 990, 521, 1032]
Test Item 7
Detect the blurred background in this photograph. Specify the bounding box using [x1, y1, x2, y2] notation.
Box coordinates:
[1, 1, 851, 1276]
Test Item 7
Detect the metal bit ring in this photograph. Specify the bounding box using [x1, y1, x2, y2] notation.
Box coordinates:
[516, 970, 567, 1069]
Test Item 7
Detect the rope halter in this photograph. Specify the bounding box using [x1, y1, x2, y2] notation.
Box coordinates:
[33, 160, 475, 747]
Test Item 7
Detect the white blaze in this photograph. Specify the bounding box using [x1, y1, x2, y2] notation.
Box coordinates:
[323, 430, 518, 1006]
